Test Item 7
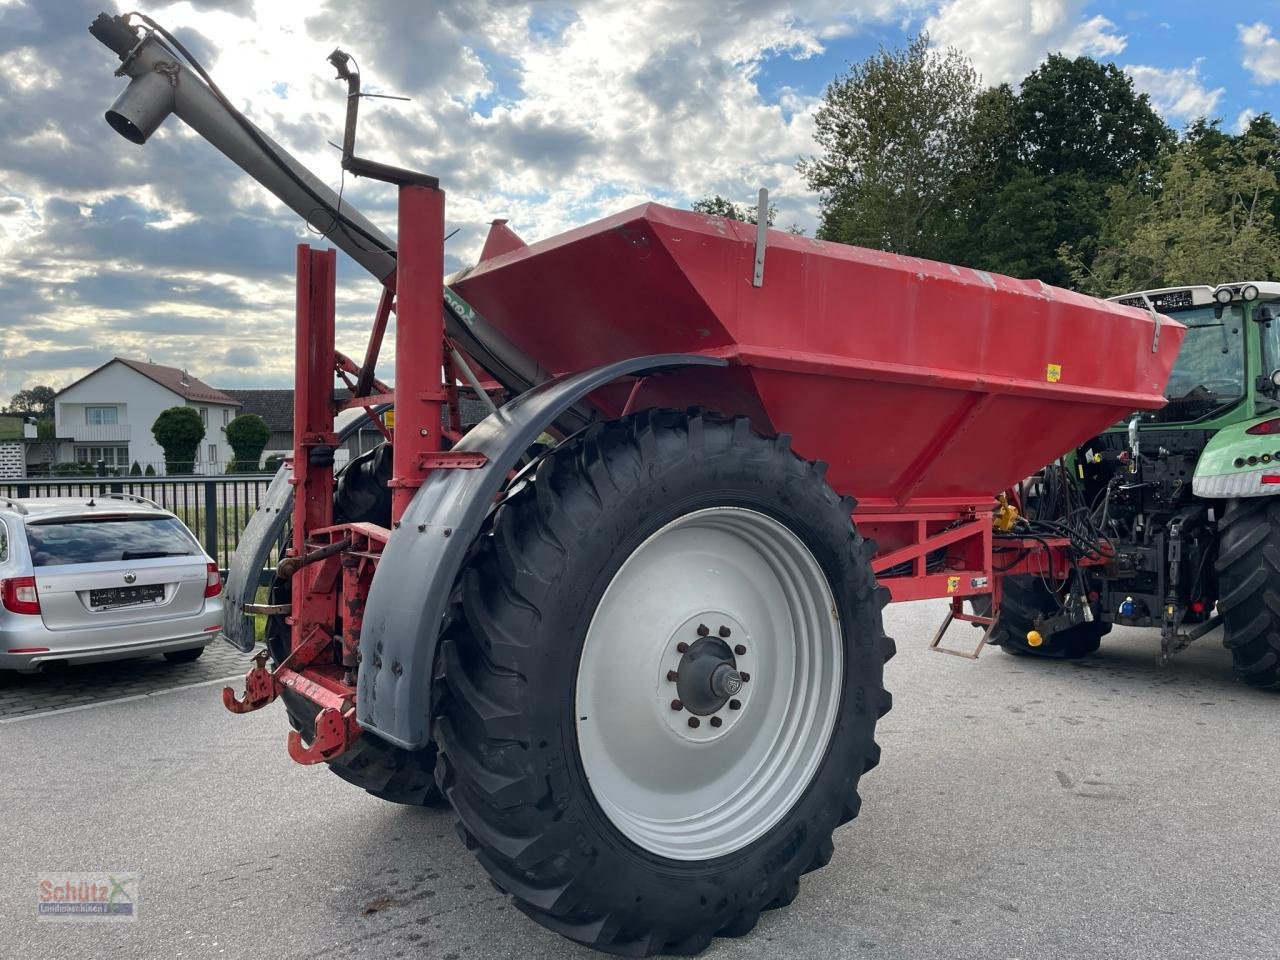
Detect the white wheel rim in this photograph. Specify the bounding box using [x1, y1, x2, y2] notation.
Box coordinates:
[574, 506, 844, 861]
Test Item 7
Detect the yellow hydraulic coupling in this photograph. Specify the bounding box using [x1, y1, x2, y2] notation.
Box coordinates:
[993, 493, 1020, 533]
[1026, 630, 1044, 648]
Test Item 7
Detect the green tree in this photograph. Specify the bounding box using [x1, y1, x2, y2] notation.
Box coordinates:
[1014, 56, 1173, 180]
[129, 460, 142, 476]
[3, 385, 56, 418]
[940, 56, 1172, 284]
[692, 194, 777, 226]
[1063, 117, 1280, 295]
[151, 406, 205, 475]
[799, 32, 979, 257]
[225, 413, 270, 473]
[144, 463, 156, 476]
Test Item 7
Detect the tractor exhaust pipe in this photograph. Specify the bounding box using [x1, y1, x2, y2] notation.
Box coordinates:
[89, 12, 572, 413]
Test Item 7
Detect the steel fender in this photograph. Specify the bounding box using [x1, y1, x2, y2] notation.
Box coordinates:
[357, 353, 728, 750]
[222, 464, 292, 652]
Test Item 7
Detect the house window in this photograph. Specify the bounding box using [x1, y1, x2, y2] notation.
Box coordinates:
[85, 406, 118, 425]
[199, 407, 208, 427]
[74, 445, 130, 467]
[208, 443, 217, 466]
[222, 408, 230, 426]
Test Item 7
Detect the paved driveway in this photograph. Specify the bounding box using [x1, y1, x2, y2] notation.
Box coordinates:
[0, 639, 254, 719]
[2, 599, 1277, 959]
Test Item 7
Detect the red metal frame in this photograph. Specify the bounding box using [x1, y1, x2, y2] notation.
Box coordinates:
[223, 183, 455, 760]
[223, 181, 1117, 761]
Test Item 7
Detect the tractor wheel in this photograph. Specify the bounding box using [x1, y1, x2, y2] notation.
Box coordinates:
[974, 575, 1106, 659]
[1216, 498, 1280, 689]
[433, 410, 893, 955]
[266, 576, 442, 805]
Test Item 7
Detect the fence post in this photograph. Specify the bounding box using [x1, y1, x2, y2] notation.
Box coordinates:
[16, 482, 29, 498]
[203, 480, 218, 561]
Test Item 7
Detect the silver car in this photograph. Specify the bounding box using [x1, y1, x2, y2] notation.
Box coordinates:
[0, 494, 223, 673]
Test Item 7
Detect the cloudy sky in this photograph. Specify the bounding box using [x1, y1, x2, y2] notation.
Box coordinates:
[1, 0, 1276, 400]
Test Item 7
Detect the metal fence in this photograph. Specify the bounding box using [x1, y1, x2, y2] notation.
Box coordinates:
[0, 474, 278, 573]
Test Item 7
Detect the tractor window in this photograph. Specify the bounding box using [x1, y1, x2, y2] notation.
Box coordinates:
[1260, 306, 1280, 382]
[1148, 305, 1245, 424]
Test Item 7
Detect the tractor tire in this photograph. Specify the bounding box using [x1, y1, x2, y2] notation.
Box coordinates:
[1216, 498, 1280, 689]
[974, 575, 1106, 659]
[266, 576, 443, 806]
[433, 410, 894, 956]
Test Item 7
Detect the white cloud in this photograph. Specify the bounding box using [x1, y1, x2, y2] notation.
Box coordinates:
[1124, 61, 1223, 123]
[1240, 21, 1280, 84]
[925, 0, 1126, 86]
[0, 0, 927, 397]
[1236, 107, 1258, 133]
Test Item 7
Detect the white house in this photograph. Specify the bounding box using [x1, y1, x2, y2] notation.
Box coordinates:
[54, 357, 241, 475]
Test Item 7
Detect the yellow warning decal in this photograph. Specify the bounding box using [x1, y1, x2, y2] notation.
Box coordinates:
[946, 576, 960, 593]
[1046, 363, 1062, 383]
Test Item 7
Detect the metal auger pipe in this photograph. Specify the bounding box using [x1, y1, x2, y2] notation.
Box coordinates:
[89, 12, 571, 415]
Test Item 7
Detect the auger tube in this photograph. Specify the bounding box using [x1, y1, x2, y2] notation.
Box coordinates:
[89, 12, 559, 404]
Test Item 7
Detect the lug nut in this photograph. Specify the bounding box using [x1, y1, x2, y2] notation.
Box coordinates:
[734, 644, 746, 655]
[666, 670, 679, 682]
[697, 624, 709, 637]
[719, 625, 731, 638]
[710, 716, 723, 728]
[676, 642, 688, 653]
[670, 699, 683, 711]
[687, 717, 700, 728]
[729, 699, 741, 710]
[740, 672, 750, 683]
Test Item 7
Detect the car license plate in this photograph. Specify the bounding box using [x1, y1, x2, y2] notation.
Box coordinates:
[90, 583, 165, 608]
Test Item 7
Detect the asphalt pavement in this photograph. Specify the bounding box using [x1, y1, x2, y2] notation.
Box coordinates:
[2, 598, 1277, 960]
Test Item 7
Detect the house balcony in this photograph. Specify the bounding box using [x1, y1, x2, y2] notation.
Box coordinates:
[63, 424, 133, 443]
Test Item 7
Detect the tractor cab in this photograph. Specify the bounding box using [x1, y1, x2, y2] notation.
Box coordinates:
[1111, 283, 1280, 428]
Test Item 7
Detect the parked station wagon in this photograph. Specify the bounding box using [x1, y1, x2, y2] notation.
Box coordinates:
[0, 494, 223, 673]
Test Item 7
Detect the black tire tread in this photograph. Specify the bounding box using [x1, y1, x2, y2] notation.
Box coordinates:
[433, 410, 892, 955]
[1215, 498, 1280, 689]
[975, 575, 1105, 659]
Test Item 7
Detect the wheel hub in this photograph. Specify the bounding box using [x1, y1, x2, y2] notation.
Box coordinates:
[675, 637, 742, 714]
[660, 614, 754, 742]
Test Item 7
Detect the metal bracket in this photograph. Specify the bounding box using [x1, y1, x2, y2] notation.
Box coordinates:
[1140, 292, 1162, 353]
[752, 187, 768, 288]
[286, 706, 360, 764]
[221, 651, 278, 713]
[416, 451, 489, 470]
[930, 605, 997, 660]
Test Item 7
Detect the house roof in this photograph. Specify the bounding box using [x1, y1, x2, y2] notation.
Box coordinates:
[221, 389, 293, 433]
[56, 357, 241, 406]
[219, 388, 498, 433]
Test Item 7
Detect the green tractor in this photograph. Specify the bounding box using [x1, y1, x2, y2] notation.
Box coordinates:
[987, 282, 1280, 688]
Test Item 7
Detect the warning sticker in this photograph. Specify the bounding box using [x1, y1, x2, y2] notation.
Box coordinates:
[1046, 363, 1062, 383]
[946, 576, 960, 593]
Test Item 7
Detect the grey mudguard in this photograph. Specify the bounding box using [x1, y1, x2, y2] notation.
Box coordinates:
[357, 353, 727, 750]
[221, 464, 293, 652]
